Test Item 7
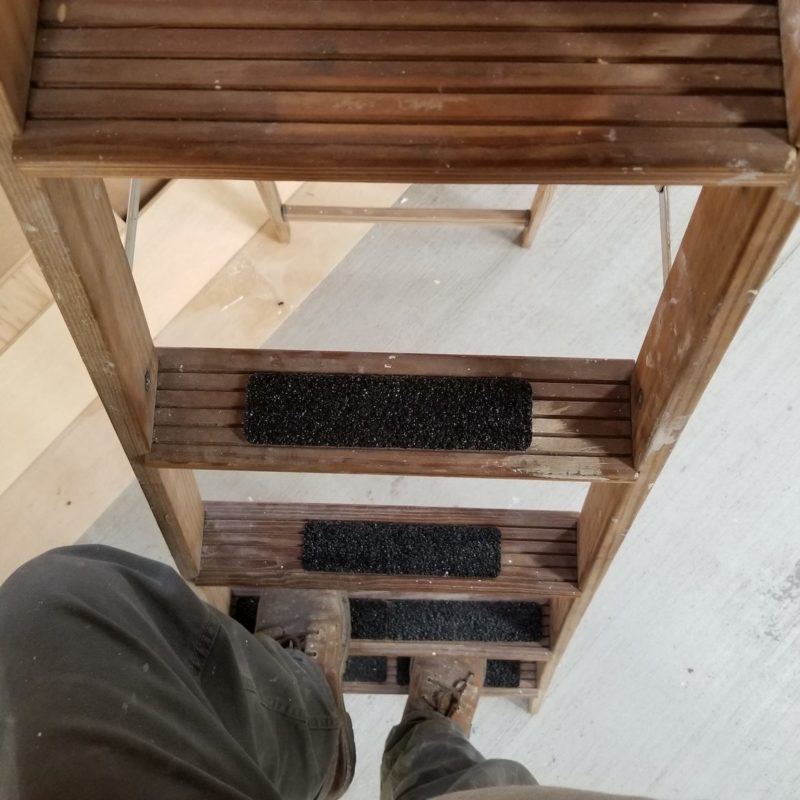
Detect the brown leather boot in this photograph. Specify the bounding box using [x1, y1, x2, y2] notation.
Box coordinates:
[256, 589, 355, 799]
[403, 656, 487, 737]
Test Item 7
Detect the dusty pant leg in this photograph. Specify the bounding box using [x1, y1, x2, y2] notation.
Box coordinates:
[0, 545, 342, 800]
[381, 710, 537, 800]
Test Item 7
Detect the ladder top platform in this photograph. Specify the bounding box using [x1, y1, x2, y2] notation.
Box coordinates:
[12, 0, 797, 185]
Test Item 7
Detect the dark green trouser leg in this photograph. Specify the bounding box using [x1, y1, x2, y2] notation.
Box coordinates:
[0, 545, 346, 800]
[381, 711, 538, 800]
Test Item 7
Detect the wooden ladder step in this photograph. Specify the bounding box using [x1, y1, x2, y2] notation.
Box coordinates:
[149, 348, 636, 483]
[344, 657, 539, 699]
[197, 501, 581, 598]
[15, 1, 793, 184]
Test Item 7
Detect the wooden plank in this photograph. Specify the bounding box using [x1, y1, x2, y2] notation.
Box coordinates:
[779, 0, 800, 143]
[156, 371, 632, 400]
[152, 425, 632, 457]
[34, 28, 783, 62]
[0, 77, 204, 576]
[197, 567, 579, 597]
[152, 441, 633, 481]
[37, 1, 781, 31]
[157, 348, 634, 383]
[14, 121, 794, 184]
[31, 58, 786, 94]
[0, 0, 38, 131]
[203, 501, 579, 530]
[285, 206, 530, 226]
[348, 639, 552, 662]
[27, 88, 788, 128]
[534, 185, 800, 712]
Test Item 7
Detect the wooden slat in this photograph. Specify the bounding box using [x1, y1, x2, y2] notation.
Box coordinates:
[348, 639, 552, 662]
[14, 121, 794, 184]
[37, 1, 781, 32]
[284, 206, 529, 226]
[198, 502, 580, 596]
[34, 28, 783, 62]
[152, 425, 632, 457]
[156, 371, 632, 400]
[157, 347, 633, 382]
[534, 185, 800, 713]
[30, 58, 786, 94]
[27, 88, 788, 128]
[204, 501, 580, 530]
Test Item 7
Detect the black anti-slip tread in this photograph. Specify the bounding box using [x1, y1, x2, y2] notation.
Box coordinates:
[396, 658, 521, 689]
[350, 600, 542, 642]
[344, 656, 388, 684]
[302, 521, 501, 578]
[244, 372, 533, 451]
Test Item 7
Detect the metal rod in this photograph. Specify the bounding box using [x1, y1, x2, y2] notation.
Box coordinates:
[657, 185, 672, 284]
[124, 178, 142, 267]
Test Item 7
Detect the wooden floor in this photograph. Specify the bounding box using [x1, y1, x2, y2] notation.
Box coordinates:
[3, 182, 800, 798]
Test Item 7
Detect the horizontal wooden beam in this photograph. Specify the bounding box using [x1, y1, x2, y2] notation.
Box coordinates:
[348, 639, 552, 662]
[285, 206, 529, 226]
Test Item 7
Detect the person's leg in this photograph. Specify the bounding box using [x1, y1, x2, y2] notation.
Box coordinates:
[381, 657, 537, 800]
[0, 545, 349, 800]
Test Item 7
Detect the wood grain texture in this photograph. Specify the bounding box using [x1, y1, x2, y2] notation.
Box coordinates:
[198, 501, 580, 596]
[348, 639, 552, 662]
[534, 185, 800, 712]
[284, 206, 530, 226]
[149, 348, 635, 482]
[37, 1, 781, 31]
[14, 121, 794, 184]
[34, 28, 783, 61]
[14, 1, 795, 182]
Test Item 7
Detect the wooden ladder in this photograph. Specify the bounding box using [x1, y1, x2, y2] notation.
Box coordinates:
[2, 0, 799, 712]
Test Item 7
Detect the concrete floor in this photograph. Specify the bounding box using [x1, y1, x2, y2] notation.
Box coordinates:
[80, 184, 800, 800]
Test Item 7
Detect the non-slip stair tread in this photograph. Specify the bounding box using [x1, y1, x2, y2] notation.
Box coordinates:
[244, 372, 533, 451]
[302, 521, 502, 579]
[149, 348, 636, 483]
[15, 1, 793, 184]
[197, 501, 581, 598]
[350, 599, 542, 642]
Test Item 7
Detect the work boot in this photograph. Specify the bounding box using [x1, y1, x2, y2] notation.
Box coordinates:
[255, 589, 355, 799]
[403, 656, 486, 736]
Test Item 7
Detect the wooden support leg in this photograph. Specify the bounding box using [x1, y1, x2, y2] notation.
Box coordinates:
[518, 185, 554, 249]
[255, 180, 291, 244]
[1, 64, 204, 577]
[532, 185, 800, 713]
